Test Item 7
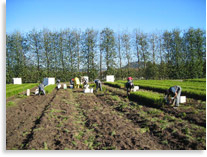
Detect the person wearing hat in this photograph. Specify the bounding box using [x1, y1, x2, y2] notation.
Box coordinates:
[126, 77, 134, 95]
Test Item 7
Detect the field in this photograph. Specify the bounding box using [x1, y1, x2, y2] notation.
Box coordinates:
[6, 80, 206, 150]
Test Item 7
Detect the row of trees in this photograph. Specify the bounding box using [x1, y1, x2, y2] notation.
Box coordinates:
[6, 27, 206, 83]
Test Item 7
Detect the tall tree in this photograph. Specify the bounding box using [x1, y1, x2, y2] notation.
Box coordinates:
[139, 32, 149, 70]
[122, 32, 131, 75]
[100, 28, 116, 75]
[82, 29, 98, 80]
[43, 29, 52, 76]
[28, 29, 43, 81]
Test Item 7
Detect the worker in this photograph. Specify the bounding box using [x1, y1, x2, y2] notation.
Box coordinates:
[56, 79, 61, 90]
[70, 78, 74, 85]
[56, 79, 60, 84]
[165, 86, 182, 107]
[94, 79, 102, 91]
[126, 77, 134, 95]
[82, 78, 88, 88]
[74, 77, 80, 89]
[38, 83, 45, 95]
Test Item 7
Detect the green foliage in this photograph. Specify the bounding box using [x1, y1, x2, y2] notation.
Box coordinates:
[116, 79, 206, 100]
[6, 28, 206, 83]
[45, 84, 56, 94]
[129, 91, 164, 107]
[6, 83, 38, 98]
[104, 82, 124, 88]
[6, 101, 16, 107]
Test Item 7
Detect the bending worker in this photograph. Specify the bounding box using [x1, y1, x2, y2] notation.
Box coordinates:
[94, 79, 102, 91]
[56, 79, 61, 90]
[165, 86, 182, 107]
[74, 77, 80, 89]
[126, 77, 134, 95]
[38, 83, 45, 95]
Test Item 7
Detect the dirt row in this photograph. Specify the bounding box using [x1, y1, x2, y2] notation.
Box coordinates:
[6, 89, 58, 149]
[73, 89, 167, 150]
[6, 86, 206, 150]
[7, 88, 166, 150]
[96, 85, 206, 149]
[103, 85, 206, 128]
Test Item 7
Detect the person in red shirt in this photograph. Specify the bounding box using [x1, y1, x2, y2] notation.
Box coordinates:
[126, 77, 134, 95]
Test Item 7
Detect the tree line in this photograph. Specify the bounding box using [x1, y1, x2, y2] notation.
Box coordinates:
[6, 27, 206, 83]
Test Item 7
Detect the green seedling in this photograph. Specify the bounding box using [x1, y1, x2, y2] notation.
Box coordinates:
[161, 140, 168, 145]
[44, 142, 48, 150]
[71, 141, 77, 146]
[111, 130, 116, 136]
[6, 101, 15, 107]
[140, 127, 150, 134]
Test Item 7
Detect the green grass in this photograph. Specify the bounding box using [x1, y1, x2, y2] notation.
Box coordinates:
[104, 82, 125, 88]
[6, 101, 16, 107]
[129, 90, 165, 107]
[115, 80, 206, 101]
[45, 84, 56, 93]
[6, 83, 38, 98]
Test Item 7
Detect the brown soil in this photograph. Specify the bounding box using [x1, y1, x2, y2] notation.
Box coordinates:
[95, 92, 205, 150]
[103, 85, 206, 128]
[6, 87, 206, 150]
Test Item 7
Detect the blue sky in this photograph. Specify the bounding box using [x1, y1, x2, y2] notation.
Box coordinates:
[6, 0, 206, 33]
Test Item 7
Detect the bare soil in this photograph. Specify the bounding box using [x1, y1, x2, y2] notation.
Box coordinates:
[6, 87, 206, 150]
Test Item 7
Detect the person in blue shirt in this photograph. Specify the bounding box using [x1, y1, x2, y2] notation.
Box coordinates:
[94, 79, 102, 91]
[38, 83, 45, 95]
[165, 86, 182, 107]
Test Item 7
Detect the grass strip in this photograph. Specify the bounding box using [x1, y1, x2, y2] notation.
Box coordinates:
[6, 83, 38, 98]
[129, 91, 165, 108]
[45, 84, 56, 94]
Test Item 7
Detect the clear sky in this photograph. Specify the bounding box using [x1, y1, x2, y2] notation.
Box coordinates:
[6, 0, 206, 33]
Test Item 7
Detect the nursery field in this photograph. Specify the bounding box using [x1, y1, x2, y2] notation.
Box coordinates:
[6, 79, 206, 150]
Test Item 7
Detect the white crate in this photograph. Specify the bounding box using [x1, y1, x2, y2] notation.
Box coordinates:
[35, 89, 39, 95]
[13, 78, 22, 84]
[106, 75, 115, 82]
[57, 84, 61, 89]
[134, 86, 139, 91]
[43, 78, 55, 86]
[84, 88, 90, 93]
[27, 89, 30, 96]
[84, 88, 93, 93]
[63, 84, 67, 89]
[179, 96, 186, 103]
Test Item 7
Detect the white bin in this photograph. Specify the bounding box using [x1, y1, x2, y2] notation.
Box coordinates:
[106, 75, 115, 82]
[43, 77, 55, 86]
[57, 84, 61, 89]
[84, 88, 91, 93]
[27, 89, 30, 96]
[13, 78, 22, 84]
[179, 96, 186, 103]
[134, 86, 139, 91]
[63, 84, 67, 89]
[90, 88, 93, 93]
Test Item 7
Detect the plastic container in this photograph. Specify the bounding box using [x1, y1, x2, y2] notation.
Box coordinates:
[134, 86, 139, 91]
[84, 88, 91, 93]
[63, 84, 67, 89]
[27, 89, 30, 96]
[179, 96, 186, 103]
